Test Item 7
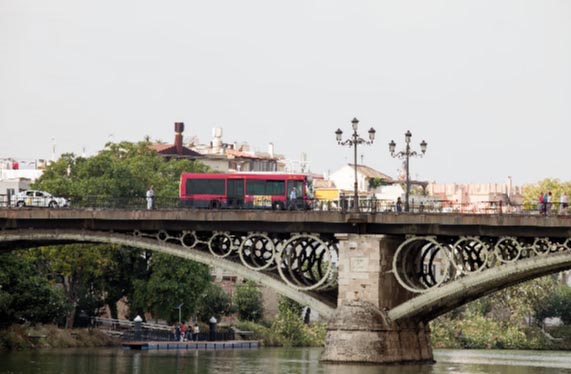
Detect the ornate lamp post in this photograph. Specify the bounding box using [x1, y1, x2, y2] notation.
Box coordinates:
[335, 117, 376, 212]
[388, 131, 427, 212]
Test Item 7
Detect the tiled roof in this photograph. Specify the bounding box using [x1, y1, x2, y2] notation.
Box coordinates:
[149, 144, 202, 157]
[348, 164, 393, 181]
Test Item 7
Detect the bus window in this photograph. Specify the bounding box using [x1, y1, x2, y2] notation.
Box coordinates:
[266, 180, 285, 195]
[187, 179, 225, 195]
[246, 180, 266, 195]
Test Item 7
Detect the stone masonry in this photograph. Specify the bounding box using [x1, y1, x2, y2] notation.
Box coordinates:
[320, 234, 434, 364]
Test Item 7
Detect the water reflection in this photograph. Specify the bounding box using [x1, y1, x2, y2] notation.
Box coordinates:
[1, 348, 571, 374]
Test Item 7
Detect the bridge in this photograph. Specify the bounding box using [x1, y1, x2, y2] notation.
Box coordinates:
[1, 208, 571, 364]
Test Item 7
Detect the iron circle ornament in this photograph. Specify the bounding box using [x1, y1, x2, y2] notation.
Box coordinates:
[451, 236, 490, 275]
[208, 231, 235, 258]
[276, 234, 335, 291]
[180, 231, 198, 249]
[156, 230, 169, 242]
[238, 232, 276, 271]
[392, 236, 452, 293]
[493, 236, 523, 263]
[531, 237, 555, 256]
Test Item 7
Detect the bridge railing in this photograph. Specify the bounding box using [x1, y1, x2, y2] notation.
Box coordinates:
[316, 196, 567, 216]
[1, 192, 567, 216]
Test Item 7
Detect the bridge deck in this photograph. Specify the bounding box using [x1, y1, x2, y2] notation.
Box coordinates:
[1, 208, 571, 237]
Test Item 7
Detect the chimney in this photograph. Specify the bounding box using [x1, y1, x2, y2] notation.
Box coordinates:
[174, 122, 184, 155]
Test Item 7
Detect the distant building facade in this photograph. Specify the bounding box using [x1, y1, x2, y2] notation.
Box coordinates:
[329, 164, 393, 194]
[190, 127, 285, 173]
[426, 177, 523, 212]
[0, 159, 44, 207]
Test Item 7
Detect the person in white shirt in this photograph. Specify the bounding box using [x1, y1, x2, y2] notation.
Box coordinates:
[560, 193, 568, 215]
[146, 186, 154, 210]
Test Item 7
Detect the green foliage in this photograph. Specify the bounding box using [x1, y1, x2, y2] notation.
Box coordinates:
[0, 252, 70, 326]
[431, 315, 548, 349]
[233, 281, 264, 322]
[33, 140, 210, 207]
[235, 320, 282, 346]
[521, 178, 571, 211]
[461, 275, 559, 326]
[368, 178, 390, 190]
[278, 296, 304, 316]
[196, 283, 235, 322]
[143, 253, 211, 324]
[26, 244, 117, 328]
[269, 297, 327, 347]
[536, 285, 571, 324]
[431, 275, 565, 350]
[8, 139, 215, 327]
[272, 300, 305, 346]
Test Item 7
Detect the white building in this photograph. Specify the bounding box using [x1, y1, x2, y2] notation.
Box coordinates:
[329, 164, 393, 194]
[0, 162, 44, 207]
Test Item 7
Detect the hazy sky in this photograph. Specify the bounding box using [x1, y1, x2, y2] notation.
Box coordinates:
[1, 1, 570, 184]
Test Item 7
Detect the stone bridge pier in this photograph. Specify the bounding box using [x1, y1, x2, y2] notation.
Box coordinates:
[321, 234, 434, 365]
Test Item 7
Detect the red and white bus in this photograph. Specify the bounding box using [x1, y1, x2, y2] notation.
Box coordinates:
[179, 173, 313, 210]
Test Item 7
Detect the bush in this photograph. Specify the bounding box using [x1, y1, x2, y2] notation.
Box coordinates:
[430, 316, 554, 350]
[235, 321, 282, 346]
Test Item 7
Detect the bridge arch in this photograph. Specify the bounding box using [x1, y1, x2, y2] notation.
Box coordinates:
[388, 250, 571, 322]
[0, 229, 336, 318]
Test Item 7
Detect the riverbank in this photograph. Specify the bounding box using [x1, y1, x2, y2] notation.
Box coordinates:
[0, 324, 119, 351]
[431, 318, 571, 351]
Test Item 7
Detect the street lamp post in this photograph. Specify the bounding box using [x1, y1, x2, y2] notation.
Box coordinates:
[335, 117, 376, 212]
[388, 131, 427, 212]
[175, 303, 184, 324]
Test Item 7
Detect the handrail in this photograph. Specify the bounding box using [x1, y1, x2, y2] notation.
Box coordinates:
[1, 192, 568, 216]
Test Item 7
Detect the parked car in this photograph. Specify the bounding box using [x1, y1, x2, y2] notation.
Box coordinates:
[12, 190, 70, 208]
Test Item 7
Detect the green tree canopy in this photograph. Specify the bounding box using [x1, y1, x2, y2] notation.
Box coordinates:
[196, 283, 234, 322]
[33, 140, 209, 207]
[0, 252, 69, 325]
[5, 139, 215, 327]
[233, 280, 264, 322]
[143, 253, 211, 324]
[522, 178, 571, 210]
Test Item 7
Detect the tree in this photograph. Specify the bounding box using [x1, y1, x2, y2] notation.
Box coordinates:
[99, 247, 150, 320]
[233, 280, 264, 322]
[27, 244, 114, 328]
[522, 178, 571, 211]
[17, 139, 214, 326]
[0, 252, 69, 325]
[34, 140, 210, 208]
[272, 297, 306, 346]
[536, 285, 571, 325]
[196, 283, 234, 322]
[143, 253, 211, 324]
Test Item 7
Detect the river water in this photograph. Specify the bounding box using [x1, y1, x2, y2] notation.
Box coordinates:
[1, 347, 570, 374]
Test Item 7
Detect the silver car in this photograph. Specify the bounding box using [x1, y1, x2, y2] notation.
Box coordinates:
[13, 190, 70, 208]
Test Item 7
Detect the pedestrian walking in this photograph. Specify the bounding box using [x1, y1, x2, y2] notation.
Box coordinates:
[396, 197, 403, 213]
[289, 186, 298, 210]
[561, 193, 569, 215]
[193, 323, 200, 341]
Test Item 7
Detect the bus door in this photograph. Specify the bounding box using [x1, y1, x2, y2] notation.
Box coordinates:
[288, 180, 305, 210]
[227, 179, 244, 208]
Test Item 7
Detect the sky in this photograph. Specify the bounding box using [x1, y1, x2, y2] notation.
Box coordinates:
[1, 1, 570, 185]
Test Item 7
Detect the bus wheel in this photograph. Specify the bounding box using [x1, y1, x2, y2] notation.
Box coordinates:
[273, 201, 285, 210]
[209, 200, 220, 209]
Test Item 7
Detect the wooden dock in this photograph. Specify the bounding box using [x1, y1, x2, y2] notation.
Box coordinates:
[122, 340, 260, 350]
